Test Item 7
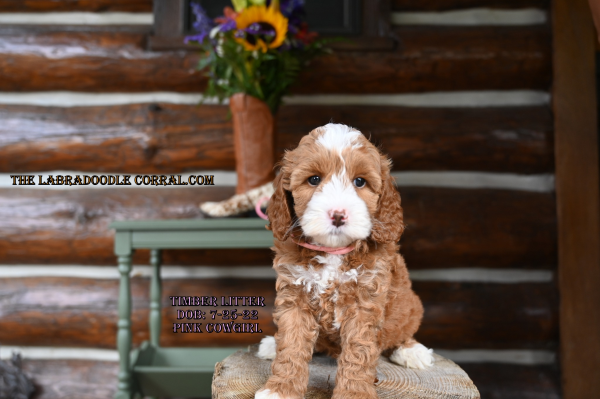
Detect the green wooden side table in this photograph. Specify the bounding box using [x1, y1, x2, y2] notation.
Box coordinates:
[110, 219, 274, 399]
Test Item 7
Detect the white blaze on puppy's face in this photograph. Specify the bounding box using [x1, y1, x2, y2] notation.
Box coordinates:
[296, 124, 376, 248]
[315, 123, 363, 151]
[301, 172, 372, 247]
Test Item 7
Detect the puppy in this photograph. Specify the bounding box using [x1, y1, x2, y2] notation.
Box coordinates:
[256, 124, 433, 399]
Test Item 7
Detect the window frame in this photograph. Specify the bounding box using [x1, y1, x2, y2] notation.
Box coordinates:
[148, 0, 395, 51]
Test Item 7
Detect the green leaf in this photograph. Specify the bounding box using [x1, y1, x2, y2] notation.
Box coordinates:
[231, 0, 247, 12]
[197, 53, 214, 71]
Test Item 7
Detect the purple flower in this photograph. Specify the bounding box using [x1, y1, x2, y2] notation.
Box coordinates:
[244, 23, 275, 37]
[219, 18, 237, 33]
[184, 3, 215, 44]
[279, 0, 306, 34]
[184, 32, 209, 44]
[280, 0, 304, 17]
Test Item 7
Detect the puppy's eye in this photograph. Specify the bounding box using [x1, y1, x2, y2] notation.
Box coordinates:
[354, 177, 366, 188]
[308, 176, 321, 186]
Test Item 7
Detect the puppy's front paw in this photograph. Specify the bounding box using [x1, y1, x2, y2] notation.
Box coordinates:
[255, 388, 283, 399]
[390, 343, 434, 369]
[256, 336, 277, 360]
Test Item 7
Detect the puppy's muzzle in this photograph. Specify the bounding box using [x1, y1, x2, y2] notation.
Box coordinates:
[329, 210, 347, 227]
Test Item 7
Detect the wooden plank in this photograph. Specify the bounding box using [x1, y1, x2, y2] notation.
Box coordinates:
[460, 364, 560, 399]
[22, 359, 120, 399]
[0, 25, 550, 93]
[0, 104, 234, 173]
[0, 277, 276, 348]
[552, 0, 600, 397]
[0, 277, 557, 349]
[0, 186, 275, 266]
[392, 0, 549, 11]
[0, 187, 557, 268]
[0, 28, 199, 93]
[399, 187, 557, 269]
[0, 0, 550, 14]
[0, 104, 554, 174]
[296, 26, 551, 94]
[19, 359, 559, 399]
[153, 0, 185, 38]
[415, 281, 558, 350]
[0, 0, 151, 12]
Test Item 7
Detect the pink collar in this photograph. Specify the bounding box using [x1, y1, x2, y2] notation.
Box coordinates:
[292, 237, 356, 255]
[256, 195, 356, 255]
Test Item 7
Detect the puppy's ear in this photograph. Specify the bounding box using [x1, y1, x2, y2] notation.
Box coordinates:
[370, 157, 405, 244]
[267, 169, 294, 241]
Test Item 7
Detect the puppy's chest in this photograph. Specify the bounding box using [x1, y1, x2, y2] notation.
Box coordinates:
[285, 254, 365, 331]
[286, 254, 362, 298]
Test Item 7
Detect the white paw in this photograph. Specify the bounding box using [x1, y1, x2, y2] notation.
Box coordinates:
[390, 343, 434, 369]
[199, 201, 227, 217]
[255, 388, 283, 399]
[256, 336, 277, 360]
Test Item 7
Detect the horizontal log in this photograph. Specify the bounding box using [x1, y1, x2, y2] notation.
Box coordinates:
[415, 281, 558, 349]
[22, 359, 119, 399]
[0, 0, 549, 13]
[0, 277, 277, 348]
[0, 104, 554, 174]
[0, 104, 235, 173]
[0, 186, 275, 266]
[392, 0, 550, 11]
[0, 277, 557, 349]
[0, 25, 550, 93]
[400, 187, 557, 268]
[19, 359, 560, 399]
[460, 363, 560, 399]
[297, 26, 551, 94]
[278, 105, 553, 174]
[0, 187, 557, 268]
[0, 0, 152, 12]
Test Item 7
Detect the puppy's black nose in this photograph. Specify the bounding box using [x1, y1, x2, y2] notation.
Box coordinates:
[331, 212, 346, 227]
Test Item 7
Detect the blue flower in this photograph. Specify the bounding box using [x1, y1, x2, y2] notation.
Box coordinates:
[184, 3, 215, 44]
[279, 0, 304, 18]
[279, 0, 305, 34]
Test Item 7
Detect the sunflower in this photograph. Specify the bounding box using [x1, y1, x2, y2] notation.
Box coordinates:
[235, 3, 288, 52]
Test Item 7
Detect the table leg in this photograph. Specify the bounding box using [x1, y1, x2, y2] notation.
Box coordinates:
[150, 249, 162, 347]
[115, 253, 133, 399]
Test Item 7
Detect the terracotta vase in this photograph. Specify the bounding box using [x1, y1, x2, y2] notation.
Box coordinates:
[229, 93, 276, 195]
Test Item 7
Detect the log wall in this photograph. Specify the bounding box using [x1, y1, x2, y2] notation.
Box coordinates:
[0, 25, 550, 93]
[0, 187, 557, 267]
[0, 104, 554, 174]
[0, 0, 561, 398]
[0, 277, 558, 350]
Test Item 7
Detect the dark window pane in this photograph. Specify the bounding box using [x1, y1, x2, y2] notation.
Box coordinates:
[196, 0, 230, 19]
[306, 0, 361, 35]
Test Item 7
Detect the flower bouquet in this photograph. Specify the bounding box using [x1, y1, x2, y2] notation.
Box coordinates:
[187, 0, 327, 207]
[186, 0, 326, 114]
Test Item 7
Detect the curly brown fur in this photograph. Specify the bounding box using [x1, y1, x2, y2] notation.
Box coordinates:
[259, 124, 429, 399]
